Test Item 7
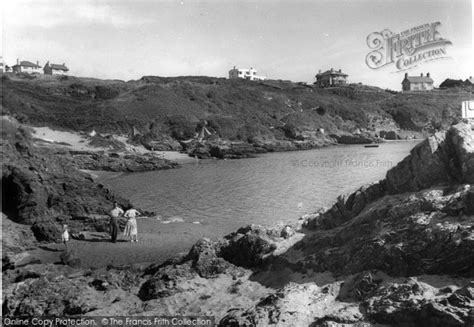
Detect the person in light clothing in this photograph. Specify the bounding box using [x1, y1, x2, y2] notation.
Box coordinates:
[61, 224, 70, 249]
[123, 207, 140, 242]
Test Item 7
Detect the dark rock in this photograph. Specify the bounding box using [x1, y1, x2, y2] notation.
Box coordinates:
[1, 135, 135, 233]
[280, 225, 295, 239]
[304, 181, 386, 230]
[379, 130, 400, 140]
[60, 250, 82, 268]
[338, 271, 382, 301]
[331, 134, 376, 144]
[185, 238, 233, 278]
[31, 222, 62, 243]
[2, 252, 42, 270]
[220, 233, 276, 268]
[464, 189, 474, 214]
[386, 123, 474, 194]
[138, 263, 196, 300]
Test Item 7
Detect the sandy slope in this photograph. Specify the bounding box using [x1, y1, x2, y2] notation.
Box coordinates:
[31, 126, 194, 164]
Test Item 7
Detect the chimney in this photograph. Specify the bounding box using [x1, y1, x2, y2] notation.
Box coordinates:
[420, 73, 423, 77]
[339, 69, 341, 72]
[62, 63, 65, 66]
[36, 61, 39, 67]
[405, 73, 408, 78]
[427, 73, 430, 78]
[17, 58, 19, 65]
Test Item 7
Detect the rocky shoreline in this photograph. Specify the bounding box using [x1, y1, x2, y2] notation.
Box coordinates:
[2, 120, 473, 325]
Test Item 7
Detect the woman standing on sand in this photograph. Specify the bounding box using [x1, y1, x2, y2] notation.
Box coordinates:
[123, 207, 140, 242]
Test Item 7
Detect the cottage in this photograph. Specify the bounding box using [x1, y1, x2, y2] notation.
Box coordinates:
[12, 59, 42, 74]
[402, 73, 433, 91]
[44, 61, 69, 75]
[228, 66, 266, 81]
[314, 68, 348, 87]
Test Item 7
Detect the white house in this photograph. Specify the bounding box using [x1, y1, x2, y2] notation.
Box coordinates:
[229, 66, 266, 81]
[12, 59, 42, 74]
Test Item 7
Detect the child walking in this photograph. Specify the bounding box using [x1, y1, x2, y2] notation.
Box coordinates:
[62, 224, 70, 249]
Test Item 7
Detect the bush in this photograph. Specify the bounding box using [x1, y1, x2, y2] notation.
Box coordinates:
[0, 117, 33, 141]
[166, 115, 196, 140]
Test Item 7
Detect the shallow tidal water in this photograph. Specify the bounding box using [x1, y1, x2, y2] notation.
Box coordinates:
[102, 141, 420, 238]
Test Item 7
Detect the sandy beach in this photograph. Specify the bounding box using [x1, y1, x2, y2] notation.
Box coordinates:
[29, 218, 217, 268]
[31, 126, 195, 164]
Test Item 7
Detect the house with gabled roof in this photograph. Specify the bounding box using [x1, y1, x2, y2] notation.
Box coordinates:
[314, 68, 348, 87]
[402, 73, 434, 91]
[12, 59, 42, 74]
[43, 61, 69, 75]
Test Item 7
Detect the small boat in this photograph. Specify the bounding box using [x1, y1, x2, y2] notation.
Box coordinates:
[364, 144, 379, 148]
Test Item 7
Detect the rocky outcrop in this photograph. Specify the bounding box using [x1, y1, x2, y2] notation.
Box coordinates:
[330, 134, 379, 144]
[386, 123, 474, 194]
[297, 185, 474, 277]
[61, 150, 178, 172]
[364, 278, 474, 327]
[0, 127, 137, 238]
[220, 274, 474, 327]
[2, 263, 145, 316]
[305, 123, 474, 231]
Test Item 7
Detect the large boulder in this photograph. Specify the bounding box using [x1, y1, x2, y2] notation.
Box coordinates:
[219, 225, 277, 268]
[386, 123, 474, 194]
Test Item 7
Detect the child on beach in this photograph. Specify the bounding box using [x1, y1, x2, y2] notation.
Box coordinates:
[123, 207, 140, 242]
[61, 224, 70, 249]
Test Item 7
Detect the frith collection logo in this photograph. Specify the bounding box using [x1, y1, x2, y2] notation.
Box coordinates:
[366, 22, 452, 71]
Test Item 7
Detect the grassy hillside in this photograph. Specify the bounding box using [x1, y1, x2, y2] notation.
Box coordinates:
[1, 73, 471, 151]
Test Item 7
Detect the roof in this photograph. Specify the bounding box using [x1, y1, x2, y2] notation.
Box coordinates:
[14, 60, 41, 68]
[404, 76, 433, 83]
[50, 63, 69, 71]
[316, 69, 348, 78]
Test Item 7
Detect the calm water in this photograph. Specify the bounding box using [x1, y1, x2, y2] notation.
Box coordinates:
[102, 141, 420, 237]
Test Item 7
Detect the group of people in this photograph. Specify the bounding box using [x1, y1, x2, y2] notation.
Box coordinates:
[59, 202, 141, 248]
[110, 202, 140, 243]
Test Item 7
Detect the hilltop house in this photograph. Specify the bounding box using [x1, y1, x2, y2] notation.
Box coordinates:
[44, 62, 69, 75]
[314, 68, 348, 87]
[12, 59, 42, 74]
[229, 66, 266, 81]
[402, 73, 433, 91]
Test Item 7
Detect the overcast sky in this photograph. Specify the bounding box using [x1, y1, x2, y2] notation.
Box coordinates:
[2, 0, 473, 90]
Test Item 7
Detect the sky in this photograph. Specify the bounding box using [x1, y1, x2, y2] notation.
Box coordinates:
[1, 0, 473, 90]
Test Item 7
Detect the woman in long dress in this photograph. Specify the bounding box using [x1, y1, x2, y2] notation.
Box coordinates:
[123, 207, 140, 242]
